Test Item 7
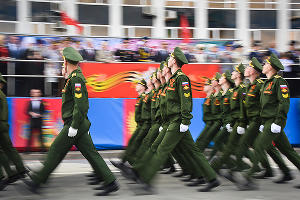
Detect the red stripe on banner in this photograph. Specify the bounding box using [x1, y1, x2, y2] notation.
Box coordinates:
[123, 99, 137, 146]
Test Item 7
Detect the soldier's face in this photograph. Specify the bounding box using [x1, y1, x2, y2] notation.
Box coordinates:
[231, 71, 239, 80]
[212, 80, 218, 87]
[244, 66, 251, 77]
[204, 85, 212, 93]
[157, 71, 161, 80]
[168, 57, 175, 67]
[262, 62, 271, 74]
[219, 76, 226, 85]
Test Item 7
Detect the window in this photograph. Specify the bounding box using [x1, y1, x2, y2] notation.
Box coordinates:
[165, 8, 194, 27]
[123, 6, 153, 26]
[78, 5, 109, 25]
[208, 9, 236, 28]
[250, 10, 277, 29]
[291, 10, 300, 29]
[208, 0, 236, 9]
[0, 0, 17, 21]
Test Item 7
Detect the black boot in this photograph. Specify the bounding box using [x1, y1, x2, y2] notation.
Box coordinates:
[94, 180, 119, 196]
[88, 178, 104, 185]
[273, 173, 294, 184]
[294, 184, 300, 189]
[181, 175, 195, 182]
[185, 177, 205, 187]
[110, 160, 125, 170]
[198, 179, 220, 192]
[23, 179, 41, 194]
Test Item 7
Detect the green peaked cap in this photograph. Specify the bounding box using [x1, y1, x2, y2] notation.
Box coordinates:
[160, 61, 167, 71]
[0, 72, 7, 84]
[222, 70, 234, 84]
[212, 72, 221, 81]
[249, 57, 262, 73]
[138, 79, 147, 87]
[63, 47, 83, 62]
[266, 53, 284, 71]
[234, 63, 245, 75]
[171, 47, 188, 67]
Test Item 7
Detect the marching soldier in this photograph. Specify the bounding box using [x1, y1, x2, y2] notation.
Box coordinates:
[122, 47, 220, 193]
[241, 53, 300, 190]
[24, 47, 118, 196]
[196, 73, 222, 152]
[0, 73, 27, 191]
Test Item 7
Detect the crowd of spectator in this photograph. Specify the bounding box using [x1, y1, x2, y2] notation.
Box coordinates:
[0, 34, 300, 96]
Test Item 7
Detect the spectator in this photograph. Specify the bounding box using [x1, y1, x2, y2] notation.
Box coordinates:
[206, 44, 220, 63]
[220, 43, 234, 63]
[267, 41, 280, 57]
[232, 43, 248, 63]
[0, 35, 9, 75]
[7, 36, 24, 59]
[286, 40, 299, 63]
[115, 38, 136, 62]
[193, 44, 207, 63]
[137, 37, 151, 62]
[154, 41, 169, 62]
[80, 39, 96, 61]
[26, 89, 46, 152]
[96, 41, 115, 63]
[249, 40, 264, 63]
[280, 52, 294, 73]
[179, 43, 193, 63]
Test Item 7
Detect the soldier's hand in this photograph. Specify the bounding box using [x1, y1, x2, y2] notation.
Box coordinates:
[226, 124, 233, 132]
[237, 126, 245, 135]
[259, 125, 264, 133]
[271, 123, 281, 133]
[179, 124, 189, 132]
[68, 127, 78, 137]
[159, 126, 163, 132]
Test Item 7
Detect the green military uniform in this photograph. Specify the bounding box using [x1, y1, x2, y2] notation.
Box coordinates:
[121, 80, 146, 163]
[196, 73, 223, 152]
[133, 48, 217, 187]
[30, 47, 115, 186]
[0, 73, 26, 178]
[195, 79, 214, 149]
[234, 58, 287, 174]
[247, 54, 300, 178]
[209, 71, 234, 160]
[211, 64, 247, 171]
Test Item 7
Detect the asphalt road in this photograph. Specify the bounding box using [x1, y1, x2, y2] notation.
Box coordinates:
[1, 150, 300, 200]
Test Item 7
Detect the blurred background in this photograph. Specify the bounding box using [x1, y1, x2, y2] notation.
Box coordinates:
[0, 0, 300, 150]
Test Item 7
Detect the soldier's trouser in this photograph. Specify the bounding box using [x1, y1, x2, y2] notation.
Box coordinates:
[195, 121, 213, 147]
[196, 120, 222, 152]
[32, 121, 116, 185]
[133, 122, 161, 163]
[0, 148, 15, 177]
[0, 121, 26, 173]
[209, 127, 230, 160]
[211, 121, 243, 171]
[248, 118, 300, 176]
[135, 119, 216, 184]
[235, 119, 272, 171]
[124, 121, 151, 164]
[121, 123, 142, 162]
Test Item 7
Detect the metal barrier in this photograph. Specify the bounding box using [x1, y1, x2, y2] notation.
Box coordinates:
[1, 59, 300, 97]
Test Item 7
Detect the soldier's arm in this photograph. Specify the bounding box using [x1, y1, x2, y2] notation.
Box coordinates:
[274, 79, 290, 127]
[177, 75, 193, 125]
[70, 77, 89, 129]
[239, 87, 247, 127]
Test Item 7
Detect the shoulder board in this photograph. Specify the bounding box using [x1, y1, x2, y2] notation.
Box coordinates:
[142, 94, 146, 97]
[72, 73, 77, 77]
[274, 75, 281, 78]
[229, 89, 233, 92]
[177, 72, 184, 75]
[257, 79, 264, 84]
[240, 84, 245, 88]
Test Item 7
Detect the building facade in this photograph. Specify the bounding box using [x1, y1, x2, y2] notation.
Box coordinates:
[0, 0, 299, 51]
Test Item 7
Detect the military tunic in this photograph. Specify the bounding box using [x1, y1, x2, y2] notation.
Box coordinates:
[32, 68, 116, 185]
[250, 74, 300, 176]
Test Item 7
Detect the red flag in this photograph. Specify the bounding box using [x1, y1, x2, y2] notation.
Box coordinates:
[60, 12, 83, 34]
[180, 15, 191, 43]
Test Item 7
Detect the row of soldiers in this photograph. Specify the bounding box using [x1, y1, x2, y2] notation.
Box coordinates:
[111, 48, 300, 192]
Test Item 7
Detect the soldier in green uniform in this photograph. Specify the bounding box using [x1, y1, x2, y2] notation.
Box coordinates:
[112, 79, 147, 167]
[123, 47, 219, 193]
[240, 53, 300, 190]
[208, 71, 234, 161]
[195, 73, 222, 152]
[211, 63, 247, 172]
[24, 47, 118, 196]
[0, 73, 27, 191]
